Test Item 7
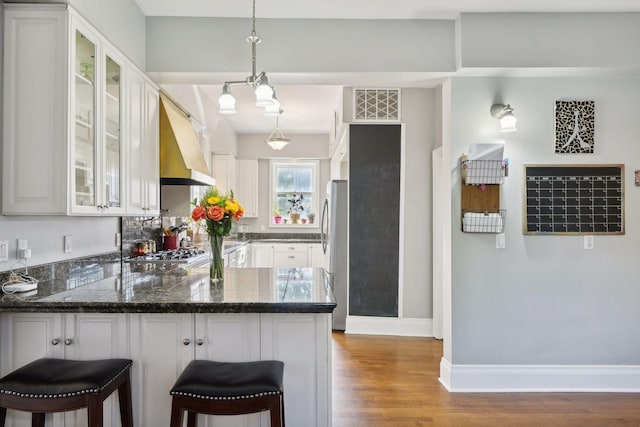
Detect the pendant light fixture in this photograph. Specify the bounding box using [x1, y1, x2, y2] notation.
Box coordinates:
[266, 116, 290, 150]
[217, 0, 280, 116]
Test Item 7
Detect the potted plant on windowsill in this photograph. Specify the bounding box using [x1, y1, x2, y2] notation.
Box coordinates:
[273, 209, 282, 224]
[288, 194, 304, 224]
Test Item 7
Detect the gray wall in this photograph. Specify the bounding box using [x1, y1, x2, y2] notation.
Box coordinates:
[237, 133, 329, 159]
[401, 88, 436, 319]
[459, 13, 640, 69]
[450, 76, 640, 364]
[146, 17, 455, 73]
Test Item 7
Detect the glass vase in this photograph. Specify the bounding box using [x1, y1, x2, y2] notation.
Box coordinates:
[209, 234, 224, 283]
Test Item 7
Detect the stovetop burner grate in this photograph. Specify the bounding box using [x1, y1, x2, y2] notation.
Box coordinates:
[125, 249, 208, 264]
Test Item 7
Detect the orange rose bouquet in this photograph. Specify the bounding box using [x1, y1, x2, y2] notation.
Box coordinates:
[191, 187, 244, 237]
[191, 187, 244, 282]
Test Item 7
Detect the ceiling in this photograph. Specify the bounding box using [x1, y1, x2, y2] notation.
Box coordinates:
[134, 0, 640, 19]
[147, 0, 640, 136]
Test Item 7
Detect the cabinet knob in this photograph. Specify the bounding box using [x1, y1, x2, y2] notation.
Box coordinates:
[288, 256, 295, 259]
[183, 339, 191, 346]
[288, 247, 295, 250]
[196, 338, 204, 346]
[64, 338, 73, 346]
[51, 338, 60, 345]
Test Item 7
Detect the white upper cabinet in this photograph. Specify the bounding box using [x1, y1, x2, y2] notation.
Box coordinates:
[126, 68, 160, 216]
[236, 159, 258, 217]
[2, 4, 158, 216]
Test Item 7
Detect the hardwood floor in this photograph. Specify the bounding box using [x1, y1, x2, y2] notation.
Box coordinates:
[332, 332, 640, 426]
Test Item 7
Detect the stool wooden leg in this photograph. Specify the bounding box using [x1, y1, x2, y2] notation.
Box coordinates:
[269, 396, 284, 427]
[31, 413, 45, 427]
[117, 371, 134, 427]
[169, 399, 184, 427]
[86, 395, 103, 427]
[0, 407, 6, 426]
[187, 411, 197, 427]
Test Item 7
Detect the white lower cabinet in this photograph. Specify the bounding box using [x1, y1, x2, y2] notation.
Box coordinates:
[0, 313, 127, 427]
[308, 243, 328, 269]
[0, 312, 331, 427]
[128, 313, 193, 427]
[273, 243, 309, 268]
[261, 314, 331, 427]
[251, 243, 326, 269]
[194, 314, 261, 427]
[250, 243, 275, 267]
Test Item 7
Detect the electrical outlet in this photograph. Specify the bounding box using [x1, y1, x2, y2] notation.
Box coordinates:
[17, 239, 28, 250]
[64, 235, 72, 253]
[0, 240, 8, 262]
[496, 233, 506, 249]
[18, 248, 31, 259]
[584, 235, 594, 250]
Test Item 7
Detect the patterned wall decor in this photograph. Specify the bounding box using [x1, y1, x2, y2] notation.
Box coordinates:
[555, 100, 595, 153]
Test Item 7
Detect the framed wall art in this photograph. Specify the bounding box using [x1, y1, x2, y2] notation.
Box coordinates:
[554, 100, 595, 154]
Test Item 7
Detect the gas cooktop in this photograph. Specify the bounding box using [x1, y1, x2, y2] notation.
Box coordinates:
[125, 249, 208, 265]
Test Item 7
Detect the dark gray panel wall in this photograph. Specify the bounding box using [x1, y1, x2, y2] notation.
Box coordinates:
[349, 124, 401, 317]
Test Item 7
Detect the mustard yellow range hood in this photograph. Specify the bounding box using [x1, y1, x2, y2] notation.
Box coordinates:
[159, 93, 215, 186]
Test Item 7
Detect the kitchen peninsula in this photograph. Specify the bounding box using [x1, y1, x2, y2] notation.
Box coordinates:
[0, 264, 335, 426]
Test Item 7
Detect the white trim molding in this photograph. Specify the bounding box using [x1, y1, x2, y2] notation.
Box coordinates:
[439, 358, 640, 392]
[345, 316, 432, 337]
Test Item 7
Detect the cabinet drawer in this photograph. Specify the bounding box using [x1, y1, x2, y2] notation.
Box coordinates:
[274, 251, 308, 267]
[274, 243, 308, 252]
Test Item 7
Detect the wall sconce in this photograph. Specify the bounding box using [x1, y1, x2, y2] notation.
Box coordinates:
[490, 104, 517, 133]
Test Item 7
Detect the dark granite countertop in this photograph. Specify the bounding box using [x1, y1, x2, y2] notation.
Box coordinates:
[0, 264, 336, 314]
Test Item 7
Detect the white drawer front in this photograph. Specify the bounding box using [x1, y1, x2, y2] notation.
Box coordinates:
[274, 243, 308, 252]
[274, 251, 308, 267]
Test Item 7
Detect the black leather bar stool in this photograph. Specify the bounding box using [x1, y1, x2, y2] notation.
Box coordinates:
[169, 360, 284, 427]
[0, 358, 133, 427]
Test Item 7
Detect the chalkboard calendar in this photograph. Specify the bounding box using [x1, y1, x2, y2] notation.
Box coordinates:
[524, 165, 624, 235]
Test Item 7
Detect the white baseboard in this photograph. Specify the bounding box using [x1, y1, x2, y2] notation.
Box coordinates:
[345, 316, 432, 337]
[439, 357, 640, 392]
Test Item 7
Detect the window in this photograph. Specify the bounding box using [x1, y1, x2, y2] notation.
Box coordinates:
[271, 160, 319, 226]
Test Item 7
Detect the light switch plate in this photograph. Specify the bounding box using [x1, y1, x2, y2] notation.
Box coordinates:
[64, 235, 72, 253]
[584, 235, 594, 250]
[0, 240, 8, 262]
[496, 233, 506, 249]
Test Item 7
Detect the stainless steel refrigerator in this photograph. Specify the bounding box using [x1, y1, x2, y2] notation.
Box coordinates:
[321, 179, 348, 330]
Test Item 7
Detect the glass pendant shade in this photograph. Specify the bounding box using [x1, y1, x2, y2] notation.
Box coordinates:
[255, 76, 275, 107]
[266, 137, 290, 150]
[266, 117, 290, 150]
[218, 86, 237, 115]
[264, 95, 281, 117]
[500, 113, 517, 133]
[490, 103, 517, 133]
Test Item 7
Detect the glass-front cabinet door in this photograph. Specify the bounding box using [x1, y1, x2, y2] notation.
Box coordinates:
[71, 19, 125, 215]
[102, 49, 125, 214]
[72, 26, 98, 212]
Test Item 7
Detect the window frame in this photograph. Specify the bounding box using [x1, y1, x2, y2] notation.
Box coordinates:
[269, 159, 320, 228]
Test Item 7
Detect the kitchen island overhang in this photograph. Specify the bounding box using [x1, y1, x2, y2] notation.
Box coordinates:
[0, 266, 335, 427]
